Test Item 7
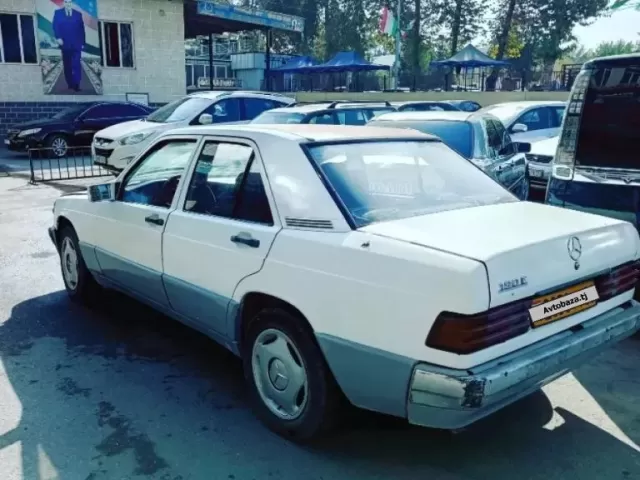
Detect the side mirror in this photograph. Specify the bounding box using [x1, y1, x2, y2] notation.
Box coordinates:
[511, 123, 528, 133]
[199, 113, 213, 125]
[88, 181, 119, 202]
[515, 142, 531, 153]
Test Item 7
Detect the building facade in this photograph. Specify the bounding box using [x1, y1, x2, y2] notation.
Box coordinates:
[0, 0, 186, 137]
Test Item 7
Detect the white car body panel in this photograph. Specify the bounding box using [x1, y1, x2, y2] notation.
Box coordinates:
[51, 124, 640, 428]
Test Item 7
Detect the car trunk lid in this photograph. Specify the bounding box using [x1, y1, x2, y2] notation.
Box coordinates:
[361, 201, 638, 309]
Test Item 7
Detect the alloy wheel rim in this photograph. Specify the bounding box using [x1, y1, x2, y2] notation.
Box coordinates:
[52, 138, 68, 157]
[251, 328, 309, 420]
[61, 237, 79, 290]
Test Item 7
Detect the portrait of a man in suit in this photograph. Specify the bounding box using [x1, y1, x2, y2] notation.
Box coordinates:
[52, 0, 86, 92]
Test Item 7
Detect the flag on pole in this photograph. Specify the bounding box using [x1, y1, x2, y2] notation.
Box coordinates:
[379, 6, 398, 36]
[401, 19, 415, 39]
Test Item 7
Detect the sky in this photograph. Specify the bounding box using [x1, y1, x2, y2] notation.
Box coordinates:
[573, 8, 640, 49]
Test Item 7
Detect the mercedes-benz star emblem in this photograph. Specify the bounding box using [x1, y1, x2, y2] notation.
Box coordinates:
[567, 236, 582, 269]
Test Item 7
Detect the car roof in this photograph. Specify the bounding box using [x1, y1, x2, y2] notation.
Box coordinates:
[187, 90, 295, 102]
[478, 101, 565, 121]
[391, 100, 450, 106]
[371, 111, 476, 122]
[272, 102, 393, 114]
[584, 52, 640, 68]
[169, 123, 438, 142]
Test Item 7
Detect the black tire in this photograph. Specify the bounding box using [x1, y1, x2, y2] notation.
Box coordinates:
[46, 134, 69, 158]
[58, 225, 100, 304]
[242, 308, 343, 442]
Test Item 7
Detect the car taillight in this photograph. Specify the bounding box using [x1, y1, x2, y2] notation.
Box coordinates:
[595, 260, 640, 302]
[427, 260, 640, 355]
[426, 301, 531, 354]
[552, 70, 591, 181]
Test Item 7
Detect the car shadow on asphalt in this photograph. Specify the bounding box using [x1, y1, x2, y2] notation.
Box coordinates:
[0, 290, 639, 479]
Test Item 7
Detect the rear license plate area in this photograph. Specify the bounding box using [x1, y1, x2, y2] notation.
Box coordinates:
[529, 280, 599, 328]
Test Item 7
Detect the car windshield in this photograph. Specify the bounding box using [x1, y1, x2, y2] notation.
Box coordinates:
[370, 120, 474, 158]
[307, 140, 516, 228]
[51, 106, 87, 120]
[251, 111, 305, 124]
[146, 97, 212, 123]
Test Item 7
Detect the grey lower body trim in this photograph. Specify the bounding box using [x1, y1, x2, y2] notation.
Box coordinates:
[162, 274, 232, 337]
[316, 334, 415, 418]
[94, 246, 169, 308]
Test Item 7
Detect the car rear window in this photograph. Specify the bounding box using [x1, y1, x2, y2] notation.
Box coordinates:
[251, 111, 305, 124]
[369, 120, 473, 158]
[306, 140, 515, 228]
[575, 64, 640, 170]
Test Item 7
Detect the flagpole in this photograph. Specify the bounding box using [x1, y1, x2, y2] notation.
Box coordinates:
[394, 0, 402, 89]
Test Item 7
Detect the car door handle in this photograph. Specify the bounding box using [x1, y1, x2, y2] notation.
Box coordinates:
[145, 214, 164, 226]
[230, 234, 260, 248]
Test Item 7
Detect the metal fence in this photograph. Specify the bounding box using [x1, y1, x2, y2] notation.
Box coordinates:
[28, 146, 113, 184]
[268, 68, 578, 93]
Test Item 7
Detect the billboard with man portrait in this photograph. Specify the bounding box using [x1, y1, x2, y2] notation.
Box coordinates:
[36, 0, 103, 95]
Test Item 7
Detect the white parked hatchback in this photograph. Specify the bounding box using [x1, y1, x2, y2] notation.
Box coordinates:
[92, 91, 294, 172]
[50, 124, 640, 441]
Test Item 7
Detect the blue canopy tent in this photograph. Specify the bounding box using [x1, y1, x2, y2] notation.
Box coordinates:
[304, 51, 390, 73]
[273, 55, 320, 73]
[431, 44, 510, 91]
[301, 51, 390, 91]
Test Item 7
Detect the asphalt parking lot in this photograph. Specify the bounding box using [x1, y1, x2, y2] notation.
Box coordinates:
[0, 167, 640, 479]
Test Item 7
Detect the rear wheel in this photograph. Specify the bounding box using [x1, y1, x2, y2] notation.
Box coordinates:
[243, 308, 342, 442]
[58, 226, 100, 304]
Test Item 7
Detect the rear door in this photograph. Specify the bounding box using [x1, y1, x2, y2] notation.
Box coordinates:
[162, 138, 281, 336]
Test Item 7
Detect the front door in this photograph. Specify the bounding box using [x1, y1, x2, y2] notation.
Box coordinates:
[486, 118, 526, 197]
[93, 137, 200, 307]
[162, 138, 281, 336]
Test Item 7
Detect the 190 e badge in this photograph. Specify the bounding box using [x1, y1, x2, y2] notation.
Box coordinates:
[498, 276, 528, 293]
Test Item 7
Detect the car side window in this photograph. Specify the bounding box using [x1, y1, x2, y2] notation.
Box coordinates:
[550, 106, 565, 127]
[336, 109, 367, 125]
[307, 112, 337, 125]
[83, 105, 114, 120]
[484, 119, 501, 158]
[184, 141, 273, 225]
[120, 140, 198, 208]
[122, 104, 150, 117]
[492, 119, 515, 156]
[515, 108, 551, 131]
[203, 98, 241, 123]
[243, 98, 282, 120]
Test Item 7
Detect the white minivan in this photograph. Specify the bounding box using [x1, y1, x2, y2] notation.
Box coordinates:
[92, 91, 293, 172]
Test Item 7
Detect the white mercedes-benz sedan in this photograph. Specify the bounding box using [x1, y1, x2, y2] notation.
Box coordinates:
[48, 124, 640, 442]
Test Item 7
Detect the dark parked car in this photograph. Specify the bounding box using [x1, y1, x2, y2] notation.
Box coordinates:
[445, 100, 482, 112]
[251, 101, 395, 126]
[367, 111, 531, 199]
[4, 101, 154, 157]
[392, 101, 461, 112]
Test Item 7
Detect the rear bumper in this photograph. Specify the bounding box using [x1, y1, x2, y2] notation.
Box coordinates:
[407, 300, 640, 429]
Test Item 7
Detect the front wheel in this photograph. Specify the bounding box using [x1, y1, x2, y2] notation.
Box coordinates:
[243, 308, 342, 442]
[58, 226, 101, 304]
[47, 134, 69, 158]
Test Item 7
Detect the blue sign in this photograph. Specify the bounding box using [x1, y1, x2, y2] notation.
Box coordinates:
[197, 1, 305, 33]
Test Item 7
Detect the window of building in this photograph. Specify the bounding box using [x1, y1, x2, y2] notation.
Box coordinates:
[0, 13, 38, 64]
[99, 21, 134, 68]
